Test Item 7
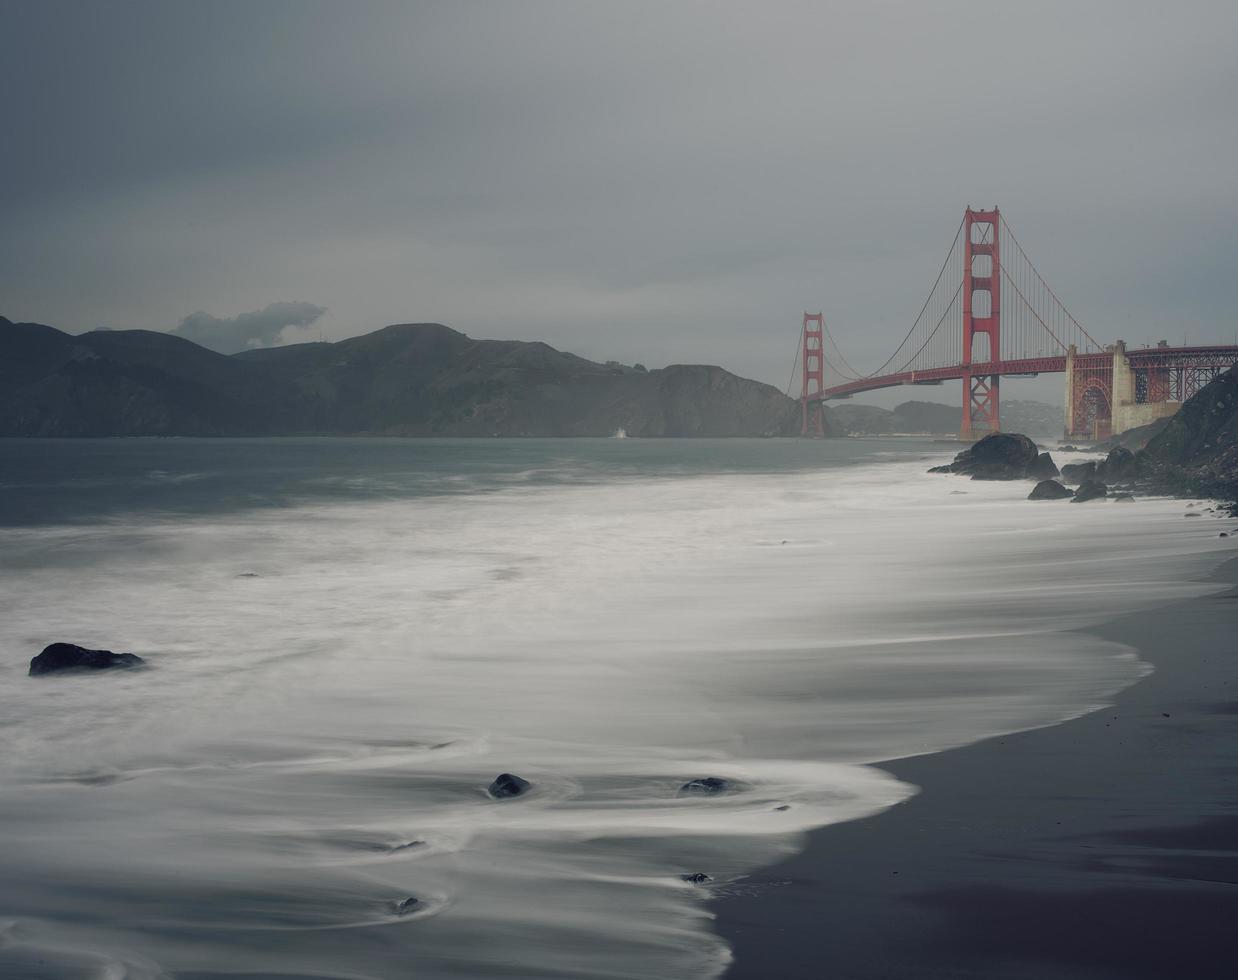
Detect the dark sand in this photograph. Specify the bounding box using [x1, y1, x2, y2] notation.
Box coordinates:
[718, 554, 1238, 979]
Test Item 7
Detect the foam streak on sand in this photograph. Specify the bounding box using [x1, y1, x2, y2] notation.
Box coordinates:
[0, 439, 1230, 979]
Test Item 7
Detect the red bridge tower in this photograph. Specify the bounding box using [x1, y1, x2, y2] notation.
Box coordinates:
[801, 312, 826, 437]
[961, 207, 1001, 438]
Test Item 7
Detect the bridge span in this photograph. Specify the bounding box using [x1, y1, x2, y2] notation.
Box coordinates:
[797, 207, 1238, 440]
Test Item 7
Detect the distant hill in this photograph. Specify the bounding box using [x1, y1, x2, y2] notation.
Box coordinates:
[0, 317, 810, 438]
[828, 398, 1063, 437]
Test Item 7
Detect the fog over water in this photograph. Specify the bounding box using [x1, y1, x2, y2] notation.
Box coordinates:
[0, 438, 1229, 979]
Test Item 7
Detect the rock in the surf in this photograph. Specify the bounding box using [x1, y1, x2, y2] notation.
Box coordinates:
[1060, 461, 1097, 484]
[1072, 479, 1109, 502]
[681, 873, 713, 884]
[1026, 452, 1060, 480]
[392, 896, 421, 916]
[679, 777, 730, 795]
[1113, 493, 1136, 502]
[487, 772, 531, 799]
[29, 642, 144, 677]
[1028, 479, 1073, 500]
[934, 432, 1040, 480]
[1098, 446, 1138, 481]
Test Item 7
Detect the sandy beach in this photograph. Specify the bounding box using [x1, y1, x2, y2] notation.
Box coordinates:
[719, 550, 1238, 979]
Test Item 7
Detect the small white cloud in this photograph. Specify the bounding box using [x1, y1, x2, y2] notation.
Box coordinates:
[172, 301, 327, 354]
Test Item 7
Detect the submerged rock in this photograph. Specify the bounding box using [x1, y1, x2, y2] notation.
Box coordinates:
[679, 777, 730, 795]
[29, 643, 144, 677]
[681, 873, 713, 884]
[487, 772, 531, 799]
[1184, 512, 1202, 518]
[1028, 479, 1073, 500]
[392, 896, 421, 916]
[1072, 479, 1109, 503]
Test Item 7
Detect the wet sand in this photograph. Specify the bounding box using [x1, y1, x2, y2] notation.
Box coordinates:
[718, 553, 1238, 979]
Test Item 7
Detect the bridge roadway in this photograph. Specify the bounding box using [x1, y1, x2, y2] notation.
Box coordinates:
[809, 345, 1238, 403]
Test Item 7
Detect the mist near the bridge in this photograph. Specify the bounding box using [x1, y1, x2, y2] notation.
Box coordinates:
[2, 0, 1236, 392]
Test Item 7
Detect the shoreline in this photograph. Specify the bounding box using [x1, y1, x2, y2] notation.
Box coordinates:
[717, 551, 1238, 979]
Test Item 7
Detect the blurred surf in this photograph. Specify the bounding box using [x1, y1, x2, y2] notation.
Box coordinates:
[0, 437, 1228, 979]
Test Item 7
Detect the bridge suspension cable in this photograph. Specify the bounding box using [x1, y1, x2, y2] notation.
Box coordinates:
[998, 216, 1104, 356]
[806, 209, 1104, 394]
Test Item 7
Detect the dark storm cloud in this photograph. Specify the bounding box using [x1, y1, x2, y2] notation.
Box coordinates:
[172, 302, 327, 354]
[2, 0, 1236, 402]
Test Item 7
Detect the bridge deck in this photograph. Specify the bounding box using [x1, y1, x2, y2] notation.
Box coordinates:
[812, 346, 1238, 402]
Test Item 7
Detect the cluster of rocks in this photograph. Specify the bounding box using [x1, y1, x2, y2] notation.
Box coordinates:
[929, 433, 1136, 503]
[482, 771, 730, 885]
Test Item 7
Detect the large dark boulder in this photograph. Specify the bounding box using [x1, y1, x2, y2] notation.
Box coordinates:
[1060, 460, 1098, 484]
[1098, 446, 1138, 481]
[938, 432, 1040, 480]
[487, 772, 531, 799]
[28, 642, 144, 676]
[1072, 479, 1109, 503]
[1026, 452, 1060, 480]
[1028, 479, 1073, 500]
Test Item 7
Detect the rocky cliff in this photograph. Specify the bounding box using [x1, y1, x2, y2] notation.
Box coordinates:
[1138, 364, 1238, 500]
[0, 317, 808, 438]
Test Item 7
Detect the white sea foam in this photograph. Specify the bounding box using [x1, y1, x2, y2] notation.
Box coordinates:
[0, 445, 1231, 979]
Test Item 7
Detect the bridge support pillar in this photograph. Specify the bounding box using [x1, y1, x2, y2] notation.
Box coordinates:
[801, 312, 826, 437]
[960, 207, 1001, 439]
[1063, 345, 1076, 438]
[962, 371, 1000, 439]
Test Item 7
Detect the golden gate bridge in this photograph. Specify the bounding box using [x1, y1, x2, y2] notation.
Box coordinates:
[796, 207, 1238, 441]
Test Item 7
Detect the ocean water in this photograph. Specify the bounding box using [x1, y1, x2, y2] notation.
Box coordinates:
[0, 437, 1230, 980]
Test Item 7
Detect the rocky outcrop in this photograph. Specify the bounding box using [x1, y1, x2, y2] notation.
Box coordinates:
[1028, 479, 1073, 500]
[931, 433, 1041, 480]
[1137, 365, 1238, 501]
[1072, 479, 1108, 503]
[29, 642, 144, 676]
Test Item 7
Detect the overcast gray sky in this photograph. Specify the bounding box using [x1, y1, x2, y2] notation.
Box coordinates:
[3, 0, 1236, 404]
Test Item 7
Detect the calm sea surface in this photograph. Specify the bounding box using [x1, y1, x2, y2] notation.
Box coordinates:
[0, 438, 1226, 979]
